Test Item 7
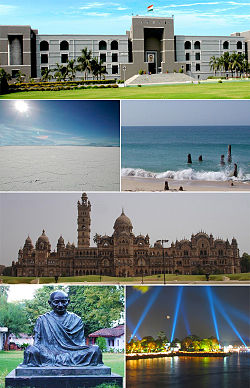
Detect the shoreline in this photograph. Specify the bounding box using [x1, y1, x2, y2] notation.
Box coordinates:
[126, 352, 230, 360]
[121, 176, 250, 192]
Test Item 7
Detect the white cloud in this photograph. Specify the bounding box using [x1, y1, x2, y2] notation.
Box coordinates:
[158, 2, 219, 9]
[0, 4, 17, 14]
[79, 2, 105, 10]
[117, 7, 128, 10]
[86, 12, 111, 16]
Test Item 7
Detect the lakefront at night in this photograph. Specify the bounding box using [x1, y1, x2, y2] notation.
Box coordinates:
[126, 286, 250, 388]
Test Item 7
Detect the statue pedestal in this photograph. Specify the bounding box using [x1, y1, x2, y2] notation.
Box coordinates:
[5, 365, 123, 387]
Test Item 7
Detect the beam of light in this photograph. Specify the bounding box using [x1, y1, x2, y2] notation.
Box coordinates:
[15, 100, 29, 113]
[126, 317, 142, 341]
[181, 304, 191, 336]
[170, 286, 183, 343]
[213, 294, 247, 347]
[129, 287, 162, 342]
[221, 301, 250, 325]
[206, 286, 220, 341]
[127, 290, 144, 308]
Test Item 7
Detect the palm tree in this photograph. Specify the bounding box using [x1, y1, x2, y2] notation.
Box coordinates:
[221, 51, 230, 74]
[41, 68, 53, 82]
[242, 58, 249, 77]
[99, 62, 107, 80]
[77, 48, 92, 80]
[209, 56, 218, 76]
[229, 52, 242, 77]
[90, 57, 99, 79]
[66, 59, 77, 81]
[54, 63, 68, 82]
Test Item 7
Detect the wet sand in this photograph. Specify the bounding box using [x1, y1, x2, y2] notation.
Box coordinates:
[122, 176, 250, 191]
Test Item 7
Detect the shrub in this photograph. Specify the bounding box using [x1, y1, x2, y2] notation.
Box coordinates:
[96, 337, 107, 352]
[138, 69, 144, 75]
[179, 68, 184, 73]
[0, 68, 10, 94]
[218, 80, 223, 83]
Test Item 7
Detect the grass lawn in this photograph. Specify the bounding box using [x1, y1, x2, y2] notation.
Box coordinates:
[0, 351, 124, 388]
[1, 273, 249, 284]
[1, 80, 250, 99]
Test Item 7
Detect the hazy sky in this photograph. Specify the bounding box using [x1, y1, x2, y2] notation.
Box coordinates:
[0, 101, 120, 146]
[1, 192, 250, 266]
[127, 286, 250, 345]
[122, 100, 250, 127]
[1, 0, 250, 35]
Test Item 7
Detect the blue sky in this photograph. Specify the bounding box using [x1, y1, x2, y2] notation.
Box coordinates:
[0, 0, 249, 36]
[122, 100, 250, 126]
[0, 100, 120, 146]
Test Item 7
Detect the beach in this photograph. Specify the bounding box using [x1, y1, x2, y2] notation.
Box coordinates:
[121, 125, 250, 191]
[0, 146, 120, 191]
[122, 176, 250, 191]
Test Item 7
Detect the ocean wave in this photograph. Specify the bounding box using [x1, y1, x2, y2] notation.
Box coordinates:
[121, 168, 250, 181]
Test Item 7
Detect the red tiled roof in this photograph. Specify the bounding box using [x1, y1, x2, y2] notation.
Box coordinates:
[89, 324, 124, 338]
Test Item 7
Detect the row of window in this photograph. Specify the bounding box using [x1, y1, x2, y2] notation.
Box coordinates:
[41, 53, 119, 64]
[186, 52, 200, 61]
[184, 40, 243, 50]
[40, 40, 119, 51]
[186, 63, 200, 72]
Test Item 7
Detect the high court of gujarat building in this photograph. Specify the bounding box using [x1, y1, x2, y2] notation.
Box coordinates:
[10, 193, 241, 278]
[0, 15, 249, 80]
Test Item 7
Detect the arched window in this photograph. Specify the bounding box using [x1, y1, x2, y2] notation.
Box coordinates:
[184, 41, 191, 50]
[111, 40, 118, 50]
[194, 41, 200, 50]
[40, 41, 49, 51]
[99, 40, 107, 50]
[223, 41, 229, 50]
[237, 41, 242, 50]
[60, 40, 69, 50]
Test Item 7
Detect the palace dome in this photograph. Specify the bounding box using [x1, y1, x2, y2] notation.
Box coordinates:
[37, 230, 50, 244]
[113, 210, 132, 230]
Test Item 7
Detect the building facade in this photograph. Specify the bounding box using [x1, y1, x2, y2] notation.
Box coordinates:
[0, 16, 249, 80]
[11, 193, 240, 277]
[88, 325, 124, 352]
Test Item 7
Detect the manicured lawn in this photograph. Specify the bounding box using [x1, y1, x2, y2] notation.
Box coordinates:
[0, 351, 23, 388]
[103, 353, 124, 377]
[1, 80, 250, 99]
[1, 273, 249, 284]
[0, 351, 124, 387]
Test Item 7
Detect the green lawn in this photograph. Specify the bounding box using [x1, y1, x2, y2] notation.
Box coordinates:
[1, 273, 249, 284]
[1, 80, 250, 99]
[0, 351, 124, 388]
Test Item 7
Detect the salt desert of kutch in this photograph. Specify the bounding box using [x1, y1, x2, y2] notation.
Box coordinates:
[0, 145, 120, 191]
[0, 100, 120, 191]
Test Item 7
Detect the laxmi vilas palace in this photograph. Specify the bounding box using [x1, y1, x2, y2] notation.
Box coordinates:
[11, 193, 240, 277]
[0, 16, 249, 80]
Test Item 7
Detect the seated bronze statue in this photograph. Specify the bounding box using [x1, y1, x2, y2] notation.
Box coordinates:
[22, 290, 103, 367]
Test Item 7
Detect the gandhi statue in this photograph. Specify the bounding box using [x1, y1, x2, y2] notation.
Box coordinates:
[22, 290, 103, 367]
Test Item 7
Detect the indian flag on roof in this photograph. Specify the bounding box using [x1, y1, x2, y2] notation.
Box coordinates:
[147, 4, 154, 11]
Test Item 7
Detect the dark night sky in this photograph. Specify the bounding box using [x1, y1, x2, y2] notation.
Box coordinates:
[126, 286, 250, 346]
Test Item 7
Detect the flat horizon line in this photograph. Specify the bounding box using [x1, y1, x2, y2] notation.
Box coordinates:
[0, 144, 120, 147]
[122, 125, 250, 128]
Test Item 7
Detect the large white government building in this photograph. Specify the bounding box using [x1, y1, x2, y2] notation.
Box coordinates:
[0, 16, 249, 80]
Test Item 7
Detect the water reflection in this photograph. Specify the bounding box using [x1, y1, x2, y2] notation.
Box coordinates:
[126, 353, 249, 388]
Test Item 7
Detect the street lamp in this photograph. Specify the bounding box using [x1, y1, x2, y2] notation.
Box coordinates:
[122, 65, 127, 87]
[157, 239, 169, 284]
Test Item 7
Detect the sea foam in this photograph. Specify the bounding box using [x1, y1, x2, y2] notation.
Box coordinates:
[121, 167, 250, 181]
